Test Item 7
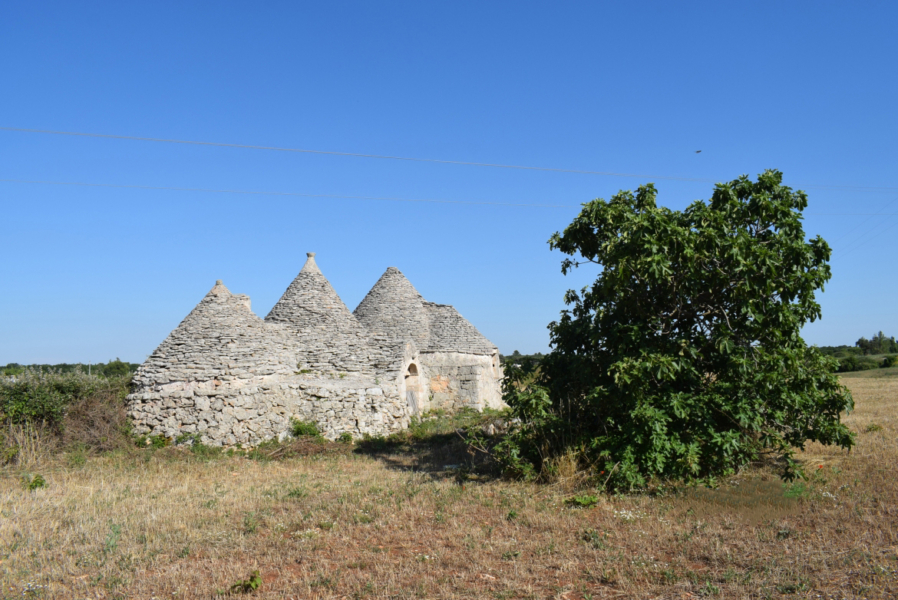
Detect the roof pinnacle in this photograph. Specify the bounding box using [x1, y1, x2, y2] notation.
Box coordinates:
[300, 252, 321, 274]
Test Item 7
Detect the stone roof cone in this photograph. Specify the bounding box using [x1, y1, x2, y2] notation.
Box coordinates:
[132, 281, 294, 387]
[353, 267, 431, 349]
[265, 253, 375, 374]
[422, 302, 497, 355]
[355, 267, 498, 356]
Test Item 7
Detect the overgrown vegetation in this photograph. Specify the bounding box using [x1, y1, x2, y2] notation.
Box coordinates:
[499, 171, 854, 490]
[0, 369, 133, 467]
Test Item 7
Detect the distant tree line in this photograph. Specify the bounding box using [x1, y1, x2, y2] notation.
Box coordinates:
[1, 359, 139, 378]
[811, 331, 897, 372]
[499, 350, 544, 369]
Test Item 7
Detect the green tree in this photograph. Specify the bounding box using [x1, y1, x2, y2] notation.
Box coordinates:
[501, 170, 854, 489]
[100, 358, 131, 378]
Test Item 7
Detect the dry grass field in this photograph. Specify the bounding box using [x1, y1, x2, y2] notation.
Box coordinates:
[2, 377, 897, 599]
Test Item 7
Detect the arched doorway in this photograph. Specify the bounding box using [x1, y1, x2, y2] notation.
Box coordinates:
[405, 363, 420, 414]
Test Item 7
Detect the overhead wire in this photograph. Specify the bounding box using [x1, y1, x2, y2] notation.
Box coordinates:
[1, 177, 896, 216]
[2, 126, 896, 193]
[0, 178, 576, 208]
[839, 219, 898, 258]
[829, 197, 898, 245]
[837, 199, 898, 258]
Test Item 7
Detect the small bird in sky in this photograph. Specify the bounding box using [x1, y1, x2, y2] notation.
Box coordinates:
[695, 150, 702, 154]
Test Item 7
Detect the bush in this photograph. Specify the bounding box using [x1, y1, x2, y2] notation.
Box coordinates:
[501, 170, 854, 490]
[290, 418, 321, 438]
[0, 370, 132, 462]
[0, 369, 114, 429]
[883, 355, 898, 368]
[62, 382, 132, 452]
[837, 356, 882, 372]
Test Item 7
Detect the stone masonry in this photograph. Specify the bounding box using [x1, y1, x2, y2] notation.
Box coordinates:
[127, 254, 503, 446]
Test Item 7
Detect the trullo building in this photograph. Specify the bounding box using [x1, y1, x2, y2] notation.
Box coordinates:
[127, 253, 504, 446]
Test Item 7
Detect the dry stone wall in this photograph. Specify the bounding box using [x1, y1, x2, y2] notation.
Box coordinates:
[420, 352, 504, 412]
[128, 374, 410, 446]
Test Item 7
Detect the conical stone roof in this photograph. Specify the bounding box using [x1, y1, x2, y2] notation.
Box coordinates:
[353, 267, 431, 349]
[265, 253, 375, 374]
[133, 280, 295, 387]
[355, 267, 497, 356]
[423, 302, 497, 355]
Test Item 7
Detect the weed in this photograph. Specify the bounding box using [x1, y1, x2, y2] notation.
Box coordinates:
[243, 512, 260, 534]
[775, 578, 809, 594]
[783, 482, 807, 499]
[290, 418, 322, 438]
[174, 432, 201, 446]
[581, 529, 607, 550]
[702, 581, 720, 595]
[66, 448, 88, 467]
[285, 486, 308, 500]
[230, 570, 262, 593]
[310, 571, 340, 588]
[338, 432, 353, 444]
[501, 550, 521, 560]
[21, 473, 46, 491]
[104, 523, 122, 554]
[506, 510, 518, 521]
[866, 423, 883, 432]
[565, 493, 599, 508]
[147, 434, 170, 449]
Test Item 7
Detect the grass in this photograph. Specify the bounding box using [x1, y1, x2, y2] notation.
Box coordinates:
[839, 364, 898, 379]
[1, 379, 897, 598]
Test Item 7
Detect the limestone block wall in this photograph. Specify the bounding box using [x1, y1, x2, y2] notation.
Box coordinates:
[127, 374, 411, 446]
[419, 352, 505, 413]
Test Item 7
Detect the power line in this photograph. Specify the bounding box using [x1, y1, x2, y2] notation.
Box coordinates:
[3, 126, 896, 193]
[839, 217, 898, 258]
[0, 178, 575, 208]
[829, 197, 898, 245]
[1, 177, 896, 216]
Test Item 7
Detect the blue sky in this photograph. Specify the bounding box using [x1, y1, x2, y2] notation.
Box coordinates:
[1, 1, 896, 364]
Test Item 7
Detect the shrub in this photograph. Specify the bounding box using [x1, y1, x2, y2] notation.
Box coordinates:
[837, 356, 881, 372]
[290, 418, 321, 438]
[501, 171, 854, 490]
[0, 371, 131, 461]
[21, 473, 46, 491]
[0, 369, 110, 429]
[61, 381, 132, 452]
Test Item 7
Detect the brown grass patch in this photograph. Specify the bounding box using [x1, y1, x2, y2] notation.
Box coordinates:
[1, 378, 897, 598]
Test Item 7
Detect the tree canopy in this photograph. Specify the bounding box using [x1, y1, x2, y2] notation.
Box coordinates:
[500, 170, 854, 489]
